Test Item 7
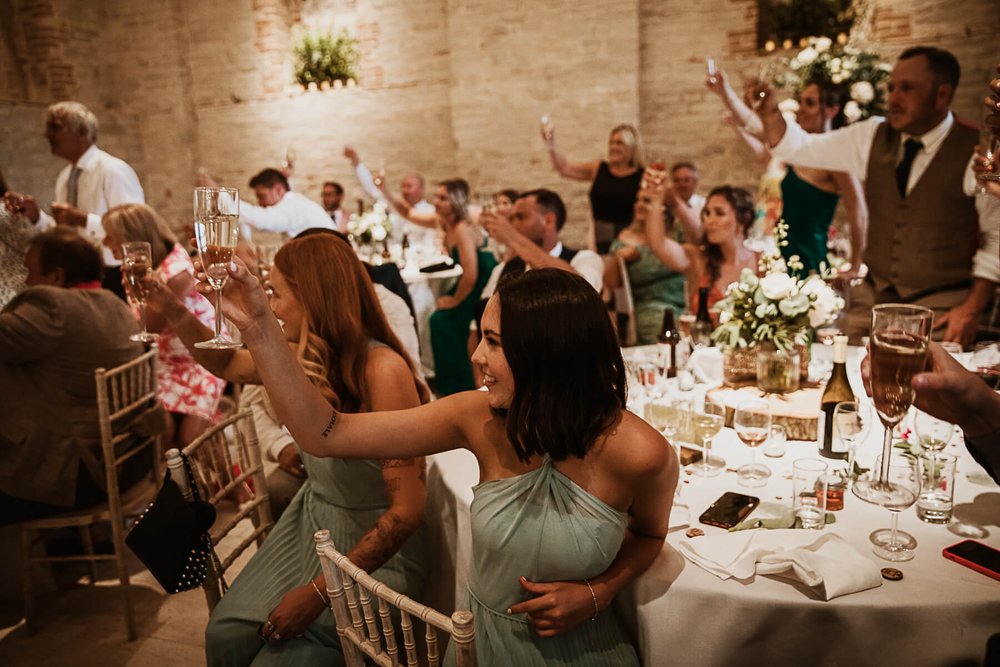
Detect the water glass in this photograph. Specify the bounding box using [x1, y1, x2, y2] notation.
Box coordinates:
[917, 452, 957, 524]
[763, 423, 786, 458]
[792, 459, 828, 529]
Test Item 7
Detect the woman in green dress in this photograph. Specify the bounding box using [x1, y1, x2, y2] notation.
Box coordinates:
[210, 264, 679, 666]
[146, 234, 430, 666]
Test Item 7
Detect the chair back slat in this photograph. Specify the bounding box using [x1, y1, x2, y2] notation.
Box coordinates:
[181, 409, 274, 611]
[315, 530, 476, 666]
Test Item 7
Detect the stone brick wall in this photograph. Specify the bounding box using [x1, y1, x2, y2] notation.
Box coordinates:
[1, 0, 997, 245]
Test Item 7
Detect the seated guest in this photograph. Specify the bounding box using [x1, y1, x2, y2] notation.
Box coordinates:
[102, 203, 226, 449]
[0, 229, 146, 523]
[0, 169, 37, 308]
[644, 183, 758, 315]
[605, 186, 687, 344]
[493, 188, 519, 222]
[146, 234, 429, 664]
[211, 264, 677, 664]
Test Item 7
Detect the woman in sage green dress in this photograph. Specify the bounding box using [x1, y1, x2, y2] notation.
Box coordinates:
[146, 234, 430, 666]
[210, 263, 679, 666]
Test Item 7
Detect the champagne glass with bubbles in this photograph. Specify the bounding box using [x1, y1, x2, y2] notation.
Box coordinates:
[853, 305, 932, 505]
[122, 241, 158, 343]
[194, 187, 242, 349]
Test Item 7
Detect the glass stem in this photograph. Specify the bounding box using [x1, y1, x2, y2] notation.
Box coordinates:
[879, 424, 893, 485]
[702, 436, 710, 469]
[214, 288, 224, 338]
[138, 301, 148, 335]
[889, 510, 899, 549]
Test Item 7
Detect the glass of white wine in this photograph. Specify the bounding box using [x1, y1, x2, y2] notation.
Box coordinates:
[122, 241, 158, 343]
[194, 187, 242, 349]
[734, 399, 771, 487]
[690, 400, 726, 477]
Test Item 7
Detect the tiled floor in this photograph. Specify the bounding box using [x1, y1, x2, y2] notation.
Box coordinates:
[0, 516, 256, 666]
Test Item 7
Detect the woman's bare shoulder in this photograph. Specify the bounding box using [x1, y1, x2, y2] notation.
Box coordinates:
[602, 411, 673, 480]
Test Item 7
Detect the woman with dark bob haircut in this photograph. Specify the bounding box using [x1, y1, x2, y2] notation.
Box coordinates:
[205, 262, 677, 665]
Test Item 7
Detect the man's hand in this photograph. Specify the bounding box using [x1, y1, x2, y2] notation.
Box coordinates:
[277, 443, 306, 479]
[51, 202, 88, 228]
[3, 192, 41, 223]
[344, 146, 360, 167]
[506, 576, 599, 638]
[935, 304, 980, 348]
[481, 211, 519, 247]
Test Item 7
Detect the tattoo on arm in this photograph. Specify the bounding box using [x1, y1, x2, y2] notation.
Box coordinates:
[347, 510, 418, 573]
[321, 411, 337, 438]
[380, 458, 416, 469]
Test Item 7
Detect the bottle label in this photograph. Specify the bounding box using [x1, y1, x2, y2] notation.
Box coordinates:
[657, 343, 673, 376]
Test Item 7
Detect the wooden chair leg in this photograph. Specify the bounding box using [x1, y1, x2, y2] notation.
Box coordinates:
[21, 527, 36, 635]
[78, 526, 98, 585]
[111, 523, 136, 641]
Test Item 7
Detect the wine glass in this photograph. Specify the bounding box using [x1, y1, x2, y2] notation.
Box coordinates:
[121, 241, 158, 343]
[373, 161, 387, 188]
[734, 399, 771, 487]
[868, 453, 921, 562]
[853, 304, 932, 505]
[540, 114, 554, 143]
[913, 410, 955, 453]
[833, 400, 871, 478]
[977, 121, 1000, 193]
[193, 187, 242, 350]
[690, 400, 726, 477]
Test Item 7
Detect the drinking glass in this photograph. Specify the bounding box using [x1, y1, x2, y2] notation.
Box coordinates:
[121, 241, 158, 343]
[868, 453, 921, 562]
[762, 423, 786, 458]
[706, 56, 718, 85]
[913, 410, 955, 453]
[540, 114, 554, 142]
[978, 123, 1000, 191]
[734, 399, 771, 487]
[373, 161, 387, 188]
[690, 400, 726, 477]
[833, 400, 871, 477]
[916, 452, 956, 524]
[193, 187, 242, 350]
[644, 150, 667, 187]
[853, 304, 932, 505]
[792, 459, 828, 529]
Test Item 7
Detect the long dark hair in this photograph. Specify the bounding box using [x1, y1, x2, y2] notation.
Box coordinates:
[806, 77, 849, 130]
[495, 269, 625, 462]
[701, 185, 754, 286]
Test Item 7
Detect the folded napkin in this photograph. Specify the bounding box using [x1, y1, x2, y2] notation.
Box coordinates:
[677, 529, 882, 600]
[687, 347, 723, 386]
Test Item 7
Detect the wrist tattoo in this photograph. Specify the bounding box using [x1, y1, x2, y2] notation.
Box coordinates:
[321, 411, 337, 438]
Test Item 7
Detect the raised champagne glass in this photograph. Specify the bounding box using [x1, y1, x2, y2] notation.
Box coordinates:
[853, 304, 932, 505]
[122, 241, 158, 343]
[194, 187, 242, 349]
[734, 399, 771, 487]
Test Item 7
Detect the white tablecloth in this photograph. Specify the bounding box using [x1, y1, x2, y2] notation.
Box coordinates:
[424, 345, 1000, 666]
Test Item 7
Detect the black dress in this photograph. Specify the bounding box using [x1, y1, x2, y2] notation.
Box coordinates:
[588, 161, 644, 254]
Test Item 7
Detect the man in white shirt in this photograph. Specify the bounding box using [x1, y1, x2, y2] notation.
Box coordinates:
[3, 101, 145, 283]
[342, 146, 437, 247]
[238, 168, 336, 241]
[664, 161, 706, 241]
[757, 46, 989, 345]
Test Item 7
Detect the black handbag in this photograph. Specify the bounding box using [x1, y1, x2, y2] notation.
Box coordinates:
[126, 452, 223, 594]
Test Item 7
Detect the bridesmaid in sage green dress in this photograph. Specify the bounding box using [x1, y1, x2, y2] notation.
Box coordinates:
[213, 264, 680, 666]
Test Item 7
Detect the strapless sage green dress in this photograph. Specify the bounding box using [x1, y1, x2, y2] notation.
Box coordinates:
[446, 457, 639, 666]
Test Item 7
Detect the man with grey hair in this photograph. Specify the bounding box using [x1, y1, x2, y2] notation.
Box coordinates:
[4, 101, 145, 274]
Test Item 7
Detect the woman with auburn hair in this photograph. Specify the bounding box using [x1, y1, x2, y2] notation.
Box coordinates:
[543, 123, 646, 253]
[203, 265, 678, 665]
[102, 202, 225, 449]
[145, 233, 430, 665]
[644, 183, 758, 315]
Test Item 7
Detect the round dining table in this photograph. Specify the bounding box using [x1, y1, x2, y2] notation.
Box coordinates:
[424, 344, 1000, 666]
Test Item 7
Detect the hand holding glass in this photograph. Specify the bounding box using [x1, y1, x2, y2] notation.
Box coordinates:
[194, 187, 242, 349]
[122, 241, 158, 343]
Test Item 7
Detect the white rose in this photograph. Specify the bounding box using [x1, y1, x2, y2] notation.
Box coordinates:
[830, 57, 842, 73]
[809, 303, 831, 328]
[851, 81, 874, 104]
[759, 272, 796, 300]
[372, 224, 388, 241]
[844, 100, 862, 123]
[790, 57, 802, 71]
[797, 47, 818, 66]
[832, 72, 846, 84]
[719, 310, 731, 324]
[814, 37, 833, 52]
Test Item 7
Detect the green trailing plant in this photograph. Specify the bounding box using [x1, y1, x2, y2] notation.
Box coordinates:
[293, 30, 359, 87]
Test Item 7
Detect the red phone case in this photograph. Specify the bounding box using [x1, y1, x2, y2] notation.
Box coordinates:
[942, 541, 1000, 583]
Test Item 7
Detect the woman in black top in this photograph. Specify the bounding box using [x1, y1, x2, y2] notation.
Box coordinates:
[544, 123, 645, 254]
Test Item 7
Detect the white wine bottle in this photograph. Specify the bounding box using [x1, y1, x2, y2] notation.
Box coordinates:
[819, 335, 853, 459]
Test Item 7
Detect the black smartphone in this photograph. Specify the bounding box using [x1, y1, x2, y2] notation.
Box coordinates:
[942, 540, 1000, 582]
[699, 491, 760, 529]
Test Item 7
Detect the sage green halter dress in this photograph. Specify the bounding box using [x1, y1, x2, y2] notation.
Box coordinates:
[448, 457, 639, 665]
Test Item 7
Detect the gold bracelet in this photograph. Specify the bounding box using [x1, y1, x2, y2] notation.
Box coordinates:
[584, 579, 599, 621]
[311, 580, 328, 607]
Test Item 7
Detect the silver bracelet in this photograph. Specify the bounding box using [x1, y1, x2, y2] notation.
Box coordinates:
[584, 579, 599, 621]
[311, 580, 328, 607]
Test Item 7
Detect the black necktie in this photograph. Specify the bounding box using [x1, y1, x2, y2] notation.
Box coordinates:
[896, 138, 923, 197]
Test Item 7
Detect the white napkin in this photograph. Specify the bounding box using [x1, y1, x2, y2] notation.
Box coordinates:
[687, 347, 723, 386]
[677, 529, 882, 600]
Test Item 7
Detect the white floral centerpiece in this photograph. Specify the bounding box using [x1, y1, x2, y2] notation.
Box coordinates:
[347, 201, 392, 245]
[774, 36, 891, 124]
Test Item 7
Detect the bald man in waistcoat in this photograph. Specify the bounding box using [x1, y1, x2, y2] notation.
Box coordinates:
[757, 46, 991, 347]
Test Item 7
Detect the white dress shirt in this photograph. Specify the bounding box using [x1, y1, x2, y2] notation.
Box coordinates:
[36, 144, 145, 265]
[479, 241, 604, 300]
[238, 190, 336, 240]
[771, 112, 955, 196]
[962, 157, 1000, 283]
[353, 162, 438, 247]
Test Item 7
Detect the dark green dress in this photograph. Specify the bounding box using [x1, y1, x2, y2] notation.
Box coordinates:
[779, 167, 840, 276]
[610, 239, 686, 345]
[429, 245, 497, 396]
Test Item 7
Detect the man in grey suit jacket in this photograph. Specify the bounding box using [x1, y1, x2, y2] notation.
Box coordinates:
[0, 229, 147, 523]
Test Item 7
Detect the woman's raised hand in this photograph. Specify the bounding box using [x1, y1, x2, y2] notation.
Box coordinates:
[705, 66, 728, 95]
[193, 254, 272, 335]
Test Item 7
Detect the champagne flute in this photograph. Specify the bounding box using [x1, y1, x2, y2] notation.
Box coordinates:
[373, 161, 387, 188]
[706, 56, 718, 85]
[690, 400, 726, 477]
[122, 241, 158, 343]
[734, 399, 771, 487]
[833, 400, 871, 477]
[853, 304, 932, 505]
[193, 187, 242, 350]
[868, 453, 921, 562]
[540, 114, 554, 143]
[978, 121, 1000, 192]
